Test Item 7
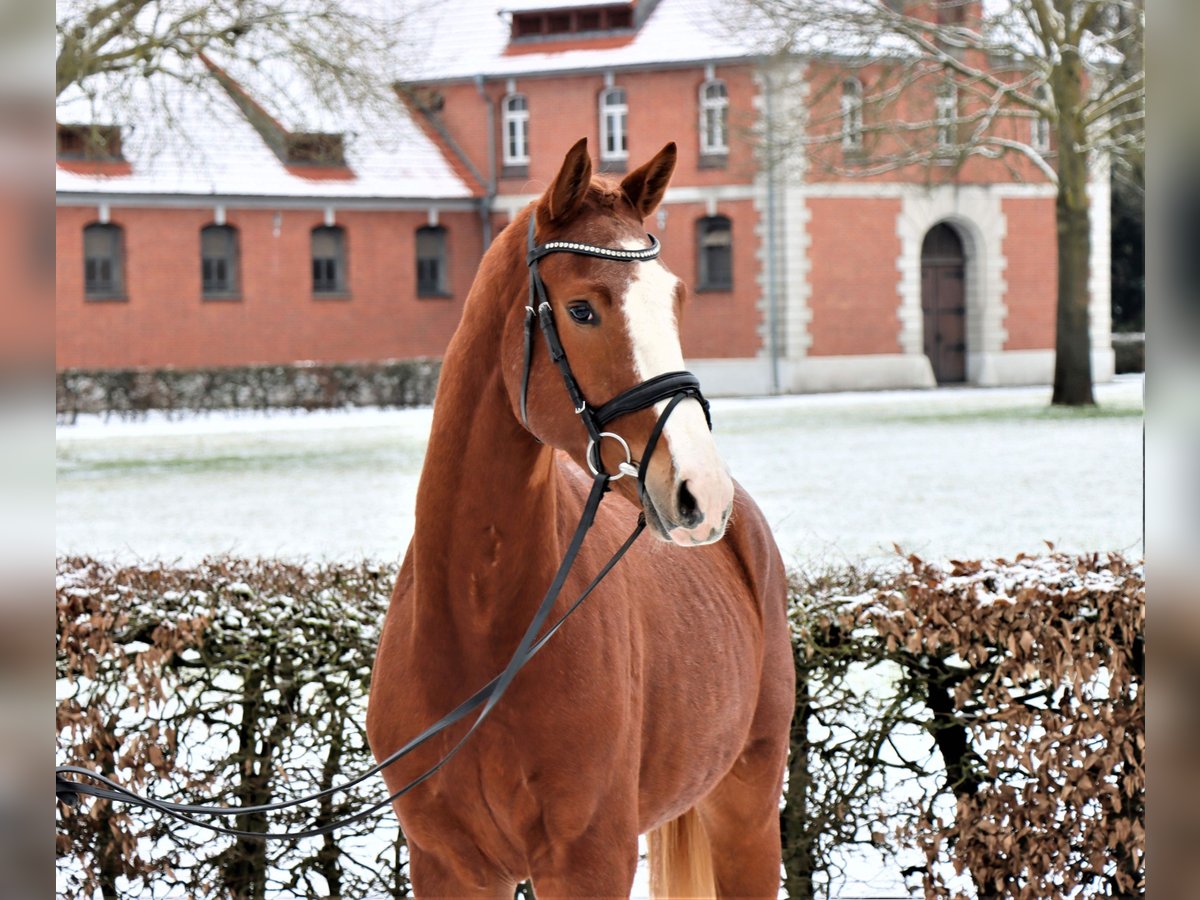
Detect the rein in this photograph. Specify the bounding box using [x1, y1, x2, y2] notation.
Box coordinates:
[55, 213, 711, 845]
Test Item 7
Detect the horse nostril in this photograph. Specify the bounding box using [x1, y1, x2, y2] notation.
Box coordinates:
[676, 480, 702, 528]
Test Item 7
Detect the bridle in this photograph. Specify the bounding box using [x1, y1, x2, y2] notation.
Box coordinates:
[54, 212, 714, 846]
[520, 214, 711, 498]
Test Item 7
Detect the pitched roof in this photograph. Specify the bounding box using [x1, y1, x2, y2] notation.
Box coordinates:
[404, 0, 765, 83]
[55, 57, 476, 202]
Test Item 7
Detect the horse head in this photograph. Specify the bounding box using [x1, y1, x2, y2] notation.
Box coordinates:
[503, 137, 735, 547]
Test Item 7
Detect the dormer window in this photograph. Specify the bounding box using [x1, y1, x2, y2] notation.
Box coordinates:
[57, 124, 123, 161]
[285, 133, 345, 167]
[510, 3, 634, 40]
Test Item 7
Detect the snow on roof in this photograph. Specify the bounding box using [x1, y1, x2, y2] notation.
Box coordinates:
[55, 58, 474, 202]
[502, 0, 631, 10]
[406, 0, 766, 82]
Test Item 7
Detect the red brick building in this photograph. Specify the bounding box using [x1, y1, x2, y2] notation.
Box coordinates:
[55, 0, 1114, 393]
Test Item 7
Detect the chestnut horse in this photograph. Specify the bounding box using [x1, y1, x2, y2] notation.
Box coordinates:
[366, 138, 794, 898]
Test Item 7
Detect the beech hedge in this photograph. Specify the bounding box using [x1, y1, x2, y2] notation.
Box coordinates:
[56, 360, 441, 422]
[56, 553, 1143, 899]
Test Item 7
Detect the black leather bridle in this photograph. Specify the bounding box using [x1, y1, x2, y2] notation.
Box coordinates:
[54, 214, 714, 846]
[520, 214, 711, 500]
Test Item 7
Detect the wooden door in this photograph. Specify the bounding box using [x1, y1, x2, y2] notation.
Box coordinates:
[921, 224, 967, 384]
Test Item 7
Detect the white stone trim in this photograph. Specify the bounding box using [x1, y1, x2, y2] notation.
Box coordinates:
[1088, 159, 1115, 381]
[490, 184, 759, 221]
[780, 183, 812, 360]
[688, 350, 1112, 395]
[97, 202, 110, 224]
[972, 349, 1054, 386]
[213, 204, 226, 226]
[970, 348, 1116, 386]
[696, 355, 936, 396]
[324, 206, 336, 227]
[685, 357, 775, 396]
[895, 185, 1008, 379]
[799, 182, 1057, 199]
[783, 354, 936, 393]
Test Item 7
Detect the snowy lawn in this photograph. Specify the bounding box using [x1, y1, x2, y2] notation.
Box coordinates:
[56, 377, 1143, 899]
[57, 377, 1144, 566]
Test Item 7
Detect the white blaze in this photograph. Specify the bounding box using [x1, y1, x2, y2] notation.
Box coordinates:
[620, 247, 733, 543]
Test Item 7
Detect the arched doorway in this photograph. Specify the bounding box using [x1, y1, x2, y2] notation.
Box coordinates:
[921, 223, 967, 384]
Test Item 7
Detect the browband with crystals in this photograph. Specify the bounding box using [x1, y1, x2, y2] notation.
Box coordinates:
[527, 235, 661, 266]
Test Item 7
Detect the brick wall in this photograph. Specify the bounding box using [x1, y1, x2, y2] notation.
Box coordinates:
[1001, 197, 1058, 351]
[433, 65, 759, 193]
[56, 205, 480, 369]
[806, 197, 904, 357]
[659, 199, 761, 359]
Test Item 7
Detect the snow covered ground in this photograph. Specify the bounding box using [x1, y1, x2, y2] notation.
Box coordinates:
[56, 377, 1143, 898]
[57, 377, 1144, 567]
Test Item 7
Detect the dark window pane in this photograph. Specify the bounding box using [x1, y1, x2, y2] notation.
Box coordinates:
[311, 226, 346, 294]
[83, 223, 123, 297]
[697, 217, 732, 291]
[416, 226, 448, 297]
[201, 225, 238, 295]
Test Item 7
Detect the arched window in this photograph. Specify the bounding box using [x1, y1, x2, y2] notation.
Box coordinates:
[1031, 84, 1052, 153]
[936, 81, 958, 151]
[416, 225, 449, 297]
[200, 224, 239, 298]
[502, 93, 530, 168]
[599, 87, 628, 168]
[311, 225, 347, 295]
[83, 222, 124, 299]
[841, 78, 864, 152]
[699, 79, 729, 159]
[696, 215, 733, 292]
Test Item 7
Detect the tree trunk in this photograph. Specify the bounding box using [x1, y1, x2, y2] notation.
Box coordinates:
[1051, 48, 1096, 406]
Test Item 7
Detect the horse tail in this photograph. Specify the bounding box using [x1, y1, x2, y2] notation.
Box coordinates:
[647, 807, 716, 898]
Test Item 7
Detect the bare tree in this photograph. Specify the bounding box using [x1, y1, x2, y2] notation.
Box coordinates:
[745, 0, 1145, 405]
[56, 0, 416, 124]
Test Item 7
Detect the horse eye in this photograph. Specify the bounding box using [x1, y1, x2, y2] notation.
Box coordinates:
[567, 302, 597, 325]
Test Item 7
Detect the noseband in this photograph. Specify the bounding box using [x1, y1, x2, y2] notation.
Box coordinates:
[519, 215, 711, 500]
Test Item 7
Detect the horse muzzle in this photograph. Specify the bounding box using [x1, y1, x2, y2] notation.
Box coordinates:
[642, 464, 734, 547]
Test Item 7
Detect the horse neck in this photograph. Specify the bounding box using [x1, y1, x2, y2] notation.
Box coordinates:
[412, 228, 563, 643]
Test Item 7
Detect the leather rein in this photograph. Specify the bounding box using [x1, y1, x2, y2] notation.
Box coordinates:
[55, 214, 712, 844]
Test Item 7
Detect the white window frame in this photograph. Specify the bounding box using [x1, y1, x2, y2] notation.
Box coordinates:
[599, 87, 628, 162]
[502, 93, 530, 166]
[841, 78, 864, 151]
[698, 79, 729, 156]
[936, 81, 958, 151]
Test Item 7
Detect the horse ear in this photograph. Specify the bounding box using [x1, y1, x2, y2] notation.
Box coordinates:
[621, 142, 677, 220]
[543, 137, 593, 223]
